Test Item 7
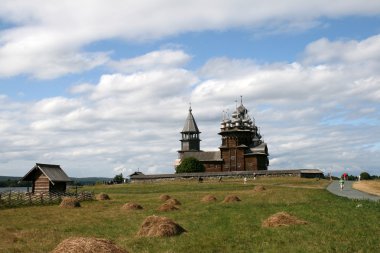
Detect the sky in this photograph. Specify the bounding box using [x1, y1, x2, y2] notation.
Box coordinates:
[1, 0, 380, 178]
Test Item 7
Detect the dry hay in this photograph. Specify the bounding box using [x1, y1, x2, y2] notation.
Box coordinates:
[159, 194, 171, 201]
[165, 198, 181, 205]
[254, 185, 266, 192]
[121, 202, 143, 211]
[201, 194, 217, 203]
[96, 193, 110, 201]
[51, 237, 128, 253]
[157, 203, 179, 211]
[59, 197, 80, 208]
[262, 212, 308, 228]
[223, 195, 241, 203]
[137, 215, 186, 237]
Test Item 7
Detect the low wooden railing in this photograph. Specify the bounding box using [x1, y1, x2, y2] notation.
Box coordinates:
[0, 190, 94, 209]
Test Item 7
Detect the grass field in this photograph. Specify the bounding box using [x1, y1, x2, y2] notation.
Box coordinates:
[0, 177, 379, 253]
[353, 180, 380, 196]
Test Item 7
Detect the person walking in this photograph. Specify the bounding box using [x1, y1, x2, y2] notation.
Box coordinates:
[339, 177, 345, 190]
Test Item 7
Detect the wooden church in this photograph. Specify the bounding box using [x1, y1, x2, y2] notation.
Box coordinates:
[177, 98, 269, 172]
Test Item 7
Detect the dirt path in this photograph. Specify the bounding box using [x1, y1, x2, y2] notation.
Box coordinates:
[326, 181, 380, 201]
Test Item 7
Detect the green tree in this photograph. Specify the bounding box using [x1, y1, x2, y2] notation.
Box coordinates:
[360, 172, 371, 180]
[113, 173, 124, 184]
[176, 157, 205, 173]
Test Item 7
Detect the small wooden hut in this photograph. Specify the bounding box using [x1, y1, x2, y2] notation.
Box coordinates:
[20, 163, 72, 194]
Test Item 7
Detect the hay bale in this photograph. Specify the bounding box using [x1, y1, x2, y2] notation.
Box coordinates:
[96, 193, 110, 201]
[121, 202, 143, 210]
[59, 197, 80, 208]
[254, 185, 266, 192]
[51, 237, 128, 253]
[223, 195, 241, 203]
[165, 198, 181, 206]
[159, 194, 171, 201]
[157, 203, 179, 211]
[137, 215, 186, 237]
[262, 212, 308, 227]
[201, 195, 217, 203]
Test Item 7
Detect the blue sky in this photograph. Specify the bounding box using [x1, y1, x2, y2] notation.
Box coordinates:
[0, 1, 380, 177]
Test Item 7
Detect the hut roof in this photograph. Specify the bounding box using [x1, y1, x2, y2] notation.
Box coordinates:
[20, 163, 72, 184]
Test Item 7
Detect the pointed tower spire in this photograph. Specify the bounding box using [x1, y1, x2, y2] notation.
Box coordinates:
[179, 106, 201, 152]
[182, 106, 200, 133]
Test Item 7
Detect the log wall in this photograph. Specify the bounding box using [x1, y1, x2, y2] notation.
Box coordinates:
[34, 172, 50, 193]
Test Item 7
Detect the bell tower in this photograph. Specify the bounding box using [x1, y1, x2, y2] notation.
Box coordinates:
[179, 106, 201, 154]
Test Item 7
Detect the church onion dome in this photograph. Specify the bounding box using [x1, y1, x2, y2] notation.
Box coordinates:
[181, 107, 200, 133]
[224, 97, 254, 130]
[237, 104, 248, 116]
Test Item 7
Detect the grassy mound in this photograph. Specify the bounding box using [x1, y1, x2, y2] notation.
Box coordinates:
[254, 185, 266, 192]
[121, 202, 143, 210]
[96, 193, 110, 201]
[137, 215, 186, 237]
[51, 237, 128, 253]
[223, 195, 241, 203]
[262, 212, 308, 227]
[159, 194, 171, 201]
[59, 197, 80, 208]
[157, 203, 179, 211]
[201, 195, 217, 203]
[165, 198, 181, 205]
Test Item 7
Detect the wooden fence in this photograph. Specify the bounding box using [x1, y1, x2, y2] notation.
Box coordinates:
[130, 169, 324, 182]
[0, 190, 94, 209]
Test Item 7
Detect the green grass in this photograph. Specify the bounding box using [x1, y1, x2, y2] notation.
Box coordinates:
[0, 177, 379, 253]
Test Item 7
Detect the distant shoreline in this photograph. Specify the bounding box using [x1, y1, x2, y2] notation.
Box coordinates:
[0, 187, 28, 193]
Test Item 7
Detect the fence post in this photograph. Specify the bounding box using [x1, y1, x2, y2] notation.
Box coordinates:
[8, 190, 12, 206]
[40, 193, 44, 205]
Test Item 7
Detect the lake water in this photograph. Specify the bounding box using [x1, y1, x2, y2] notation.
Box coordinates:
[0, 187, 28, 193]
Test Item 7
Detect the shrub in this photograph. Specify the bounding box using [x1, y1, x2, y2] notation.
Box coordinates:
[113, 173, 124, 184]
[360, 172, 371, 180]
[175, 157, 205, 173]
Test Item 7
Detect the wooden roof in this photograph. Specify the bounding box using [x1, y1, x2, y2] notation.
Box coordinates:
[20, 163, 72, 184]
[182, 107, 200, 133]
[181, 151, 223, 162]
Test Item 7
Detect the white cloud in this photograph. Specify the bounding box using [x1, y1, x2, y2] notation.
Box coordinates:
[89, 69, 198, 102]
[32, 97, 82, 114]
[1, 0, 380, 78]
[0, 26, 110, 79]
[1, 34, 380, 177]
[303, 35, 380, 66]
[109, 49, 191, 73]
